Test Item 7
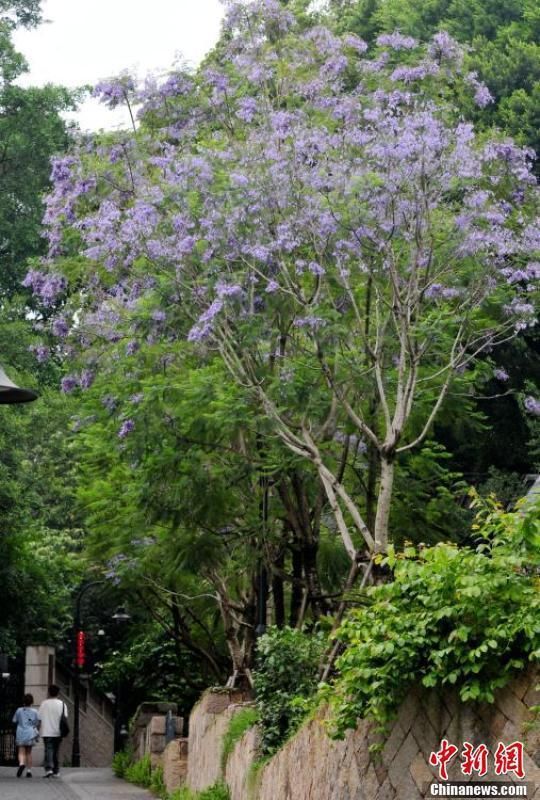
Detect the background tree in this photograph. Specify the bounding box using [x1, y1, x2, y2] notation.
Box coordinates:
[0, 0, 81, 657]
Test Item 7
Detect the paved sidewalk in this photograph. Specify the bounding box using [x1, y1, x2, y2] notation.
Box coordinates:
[0, 767, 153, 800]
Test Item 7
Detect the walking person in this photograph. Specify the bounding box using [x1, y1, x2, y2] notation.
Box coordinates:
[12, 693, 39, 778]
[38, 684, 68, 778]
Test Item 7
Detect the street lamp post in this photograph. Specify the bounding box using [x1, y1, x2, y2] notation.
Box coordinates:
[71, 580, 105, 768]
[111, 606, 131, 753]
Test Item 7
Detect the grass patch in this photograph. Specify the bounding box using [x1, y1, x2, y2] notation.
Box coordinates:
[169, 783, 230, 800]
[112, 749, 133, 779]
[125, 754, 152, 788]
[221, 706, 259, 769]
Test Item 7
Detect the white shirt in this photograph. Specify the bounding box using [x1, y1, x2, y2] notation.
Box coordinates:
[38, 698, 67, 737]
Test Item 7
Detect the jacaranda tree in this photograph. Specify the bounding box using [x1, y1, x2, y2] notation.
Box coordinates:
[27, 1, 539, 593]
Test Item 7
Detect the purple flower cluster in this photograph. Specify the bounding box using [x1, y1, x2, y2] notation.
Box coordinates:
[524, 396, 540, 416]
[22, 270, 67, 306]
[376, 32, 417, 50]
[61, 375, 78, 394]
[92, 74, 136, 109]
[493, 368, 509, 382]
[118, 419, 135, 439]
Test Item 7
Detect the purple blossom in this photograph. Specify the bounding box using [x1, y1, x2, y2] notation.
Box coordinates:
[216, 281, 244, 299]
[61, 375, 78, 394]
[474, 83, 494, 108]
[465, 72, 494, 108]
[22, 270, 67, 306]
[126, 340, 140, 356]
[101, 395, 117, 412]
[524, 396, 540, 416]
[265, 280, 279, 293]
[294, 316, 326, 330]
[343, 34, 368, 54]
[494, 368, 509, 382]
[308, 261, 326, 276]
[376, 32, 417, 50]
[30, 344, 50, 363]
[130, 393, 144, 404]
[428, 32, 462, 63]
[52, 317, 69, 338]
[425, 283, 461, 300]
[188, 298, 224, 342]
[391, 63, 438, 83]
[92, 75, 136, 108]
[118, 419, 135, 439]
[80, 370, 95, 390]
[236, 97, 258, 122]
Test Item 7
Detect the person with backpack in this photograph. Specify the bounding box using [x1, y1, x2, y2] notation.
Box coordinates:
[38, 684, 69, 778]
[12, 693, 39, 778]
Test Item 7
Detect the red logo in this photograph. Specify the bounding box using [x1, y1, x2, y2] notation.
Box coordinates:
[429, 740, 525, 780]
[494, 742, 525, 779]
[429, 739, 459, 780]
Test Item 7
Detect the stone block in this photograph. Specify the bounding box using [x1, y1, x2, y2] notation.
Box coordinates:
[381, 721, 407, 767]
[363, 763, 382, 798]
[150, 715, 166, 735]
[410, 752, 435, 792]
[132, 701, 178, 729]
[424, 691, 451, 736]
[387, 731, 419, 791]
[150, 734, 166, 754]
[375, 777, 396, 800]
[496, 688, 532, 727]
[523, 683, 540, 710]
[205, 689, 251, 715]
[511, 671, 534, 701]
[397, 691, 419, 733]
[163, 738, 189, 793]
[410, 709, 439, 756]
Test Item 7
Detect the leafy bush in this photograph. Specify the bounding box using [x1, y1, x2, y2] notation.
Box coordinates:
[221, 706, 259, 768]
[125, 754, 152, 788]
[254, 627, 326, 755]
[112, 749, 133, 778]
[328, 497, 540, 738]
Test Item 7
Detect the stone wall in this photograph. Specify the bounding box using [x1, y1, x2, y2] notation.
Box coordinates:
[129, 701, 187, 790]
[187, 669, 539, 800]
[186, 689, 252, 793]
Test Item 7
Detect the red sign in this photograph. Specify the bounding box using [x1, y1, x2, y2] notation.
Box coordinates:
[75, 630, 86, 668]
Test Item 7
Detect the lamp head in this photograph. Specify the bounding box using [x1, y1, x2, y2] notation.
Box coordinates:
[0, 365, 37, 404]
[111, 606, 131, 625]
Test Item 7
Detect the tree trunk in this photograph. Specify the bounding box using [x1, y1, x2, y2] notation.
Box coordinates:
[373, 454, 395, 554]
[303, 540, 326, 618]
[272, 552, 285, 628]
[289, 546, 304, 626]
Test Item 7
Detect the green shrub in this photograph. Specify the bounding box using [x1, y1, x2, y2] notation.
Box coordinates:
[221, 706, 259, 768]
[327, 497, 540, 738]
[150, 765, 167, 798]
[112, 749, 133, 778]
[253, 626, 326, 755]
[125, 754, 153, 788]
